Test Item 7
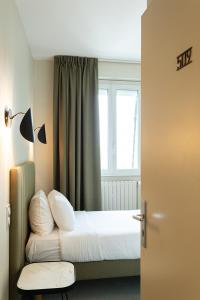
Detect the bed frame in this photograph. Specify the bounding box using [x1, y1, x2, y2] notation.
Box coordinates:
[9, 161, 140, 300]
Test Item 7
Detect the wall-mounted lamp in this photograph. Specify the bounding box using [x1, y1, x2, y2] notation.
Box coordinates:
[4, 108, 34, 143]
[34, 124, 47, 144]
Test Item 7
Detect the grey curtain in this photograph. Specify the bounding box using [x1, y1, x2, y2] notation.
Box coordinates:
[53, 56, 101, 211]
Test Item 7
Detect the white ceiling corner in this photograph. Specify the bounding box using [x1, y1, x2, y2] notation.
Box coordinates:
[15, 0, 147, 61]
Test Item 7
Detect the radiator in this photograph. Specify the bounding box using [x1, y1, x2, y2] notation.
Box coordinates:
[101, 177, 140, 210]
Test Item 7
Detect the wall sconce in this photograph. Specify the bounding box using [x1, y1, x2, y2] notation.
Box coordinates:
[34, 124, 47, 144]
[4, 108, 34, 143]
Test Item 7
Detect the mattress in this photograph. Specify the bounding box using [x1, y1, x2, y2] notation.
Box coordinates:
[26, 210, 141, 263]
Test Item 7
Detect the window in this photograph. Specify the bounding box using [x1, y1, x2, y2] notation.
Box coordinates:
[99, 89, 108, 170]
[99, 81, 140, 176]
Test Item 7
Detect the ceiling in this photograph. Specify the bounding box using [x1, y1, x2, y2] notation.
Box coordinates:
[15, 0, 147, 61]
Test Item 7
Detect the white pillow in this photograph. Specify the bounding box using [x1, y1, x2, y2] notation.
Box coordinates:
[48, 190, 75, 231]
[29, 190, 54, 235]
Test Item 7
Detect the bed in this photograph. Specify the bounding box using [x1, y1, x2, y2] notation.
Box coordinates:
[26, 210, 141, 263]
[9, 161, 140, 300]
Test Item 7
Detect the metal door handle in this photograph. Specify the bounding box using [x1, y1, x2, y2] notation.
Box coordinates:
[133, 201, 147, 248]
[133, 214, 145, 222]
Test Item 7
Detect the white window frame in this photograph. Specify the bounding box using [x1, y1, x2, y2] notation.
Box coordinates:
[99, 80, 141, 177]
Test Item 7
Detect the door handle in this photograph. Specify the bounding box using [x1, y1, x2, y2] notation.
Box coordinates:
[133, 201, 147, 248]
[133, 214, 145, 222]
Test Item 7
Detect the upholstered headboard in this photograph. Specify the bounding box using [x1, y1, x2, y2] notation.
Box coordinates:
[9, 161, 35, 300]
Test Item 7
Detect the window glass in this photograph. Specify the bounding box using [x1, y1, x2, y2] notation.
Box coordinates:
[116, 90, 138, 169]
[98, 83, 140, 176]
[99, 89, 108, 170]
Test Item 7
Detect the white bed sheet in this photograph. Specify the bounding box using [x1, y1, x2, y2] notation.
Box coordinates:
[26, 228, 61, 262]
[26, 210, 141, 263]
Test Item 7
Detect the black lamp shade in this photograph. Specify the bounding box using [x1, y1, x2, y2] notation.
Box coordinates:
[20, 108, 34, 143]
[38, 124, 47, 144]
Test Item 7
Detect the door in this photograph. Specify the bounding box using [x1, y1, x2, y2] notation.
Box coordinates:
[141, 1, 200, 299]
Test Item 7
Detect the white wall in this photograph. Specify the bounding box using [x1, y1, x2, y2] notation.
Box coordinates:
[0, 0, 33, 299]
[33, 59, 141, 193]
[99, 61, 141, 81]
[33, 61, 54, 194]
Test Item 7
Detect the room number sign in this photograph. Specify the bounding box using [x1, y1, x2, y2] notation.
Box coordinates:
[177, 47, 192, 71]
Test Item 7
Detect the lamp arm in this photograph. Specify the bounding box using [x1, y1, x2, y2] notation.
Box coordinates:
[10, 112, 25, 120]
[34, 126, 41, 132]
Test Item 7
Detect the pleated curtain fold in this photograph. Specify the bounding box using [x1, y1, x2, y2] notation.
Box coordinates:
[53, 56, 101, 211]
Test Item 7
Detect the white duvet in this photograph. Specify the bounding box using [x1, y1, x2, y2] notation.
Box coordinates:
[26, 210, 141, 263]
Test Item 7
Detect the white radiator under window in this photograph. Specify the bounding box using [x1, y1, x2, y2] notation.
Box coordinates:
[101, 177, 140, 211]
